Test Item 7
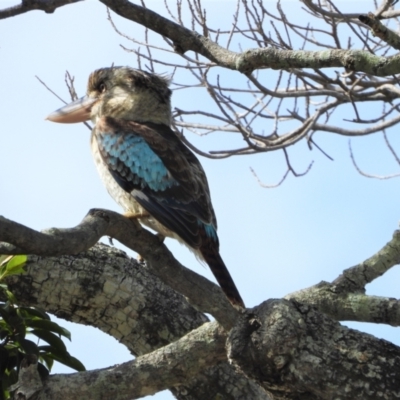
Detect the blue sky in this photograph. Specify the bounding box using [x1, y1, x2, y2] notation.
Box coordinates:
[2, 1, 400, 399]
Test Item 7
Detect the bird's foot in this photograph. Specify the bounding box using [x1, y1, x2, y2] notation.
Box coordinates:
[124, 210, 149, 220]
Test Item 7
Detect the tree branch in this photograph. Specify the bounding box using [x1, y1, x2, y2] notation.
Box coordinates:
[285, 230, 400, 325]
[102, 0, 400, 75]
[3, 244, 269, 400]
[4, 0, 400, 179]
[3, 245, 207, 355]
[0, 0, 81, 19]
[359, 12, 400, 50]
[36, 322, 227, 400]
[0, 210, 238, 330]
[2, 244, 268, 400]
[334, 229, 400, 289]
[228, 299, 400, 400]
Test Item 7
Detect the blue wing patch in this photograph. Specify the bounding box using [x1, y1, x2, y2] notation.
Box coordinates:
[99, 132, 178, 192]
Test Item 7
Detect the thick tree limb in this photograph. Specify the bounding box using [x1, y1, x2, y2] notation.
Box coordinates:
[8, 245, 400, 400]
[0, 210, 238, 330]
[3, 245, 270, 400]
[228, 299, 400, 400]
[3, 213, 400, 330]
[3, 245, 207, 356]
[35, 322, 227, 400]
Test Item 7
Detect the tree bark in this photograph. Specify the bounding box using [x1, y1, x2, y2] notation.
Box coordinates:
[228, 299, 400, 400]
[4, 240, 400, 399]
[3, 244, 270, 400]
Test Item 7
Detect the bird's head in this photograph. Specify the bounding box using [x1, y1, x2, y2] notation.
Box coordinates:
[47, 67, 172, 126]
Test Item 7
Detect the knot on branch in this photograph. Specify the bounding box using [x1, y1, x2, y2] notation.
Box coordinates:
[88, 208, 111, 221]
[10, 354, 43, 399]
[235, 49, 262, 75]
[22, 0, 58, 14]
[227, 298, 400, 400]
[172, 42, 185, 55]
[359, 12, 400, 51]
[227, 299, 300, 393]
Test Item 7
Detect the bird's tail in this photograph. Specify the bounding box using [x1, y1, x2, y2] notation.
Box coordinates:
[200, 237, 245, 309]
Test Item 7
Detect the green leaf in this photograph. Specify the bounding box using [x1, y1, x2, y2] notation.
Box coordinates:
[6, 266, 25, 277]
[4, 291, 16, 304]
[17, 339, 38, 356]
[45, 353, 85, 372]
[16, 307, 50, 321]
[0, 307, 24, 338]
[1, 371, 16, 400]
[2, 354, 18, 372]
[0, 256, 27, 280]
[0, 321, 12, 339]
[0, 265, 6, 281]
[4, 256, 27, 275]
[0, 307, 10, 323]
[37, 345, 67, 360]
[36, 362, 49, 381]
[39, 354, 54, 371]
[26, 320, 71, 341]
[0, 256, 10, 266]
[0, 346, 9, 376]
[29, 329, 67, 354]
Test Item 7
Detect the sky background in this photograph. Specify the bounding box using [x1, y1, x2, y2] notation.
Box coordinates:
[2, 1, 400, 399]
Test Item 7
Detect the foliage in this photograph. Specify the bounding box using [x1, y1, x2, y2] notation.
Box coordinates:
[0, 255, 85, 400]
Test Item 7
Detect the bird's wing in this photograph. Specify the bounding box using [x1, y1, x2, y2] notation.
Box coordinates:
[95, 116, 217, 248]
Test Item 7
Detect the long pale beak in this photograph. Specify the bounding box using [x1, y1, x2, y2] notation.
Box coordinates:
[46, 96, 97, 123]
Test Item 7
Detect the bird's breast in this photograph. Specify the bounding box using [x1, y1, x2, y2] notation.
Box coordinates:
[90, 133, 184, 243]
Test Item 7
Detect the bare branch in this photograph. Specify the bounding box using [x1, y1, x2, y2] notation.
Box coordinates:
[301, 0, 363, 21]
[349, 139, 400, 178]
[95, 0, 400, 178]
[99, 0, 400, 75]
[250, 166, 291, 188]
[0, 0, 81, 19]
[359, 12, 400, 50]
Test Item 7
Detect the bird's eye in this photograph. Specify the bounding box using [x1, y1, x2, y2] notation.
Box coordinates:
[98, 82, 106, 93]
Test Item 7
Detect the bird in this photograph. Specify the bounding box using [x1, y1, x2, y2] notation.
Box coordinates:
[47, 66, 245, 308]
